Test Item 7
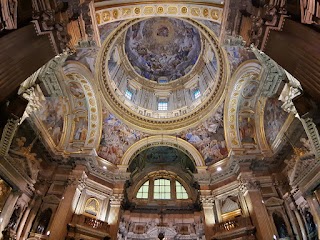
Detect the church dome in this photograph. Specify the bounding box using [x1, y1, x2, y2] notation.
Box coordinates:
[124, 17, 202, 82]
[97, 17, 228, 133]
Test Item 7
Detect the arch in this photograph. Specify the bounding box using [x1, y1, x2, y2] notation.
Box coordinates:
[119, 135, 205, 170]
[63, 61, 102, 150]
[224, 60, 262, 150]
[95, 3, 224, 26]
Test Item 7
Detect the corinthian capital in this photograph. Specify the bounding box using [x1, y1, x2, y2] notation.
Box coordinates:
[110, 193, 124, 205]
[200, 195, 215, 205]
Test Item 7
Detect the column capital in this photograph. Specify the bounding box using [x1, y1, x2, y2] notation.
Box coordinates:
[110, 193, 124, 205]
[200, 195, 215, 205]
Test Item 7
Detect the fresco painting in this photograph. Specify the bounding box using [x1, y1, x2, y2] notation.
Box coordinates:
[178, 105, 227, 166]
[69, 81, 85, 99]
[98, 109, 148, 164]
[124, 17, 202, 82]
[264, 98, 289, 145]
[73, 117, 88, 141]
[38, 97, 65, 145]
[225, 45, 255, 73]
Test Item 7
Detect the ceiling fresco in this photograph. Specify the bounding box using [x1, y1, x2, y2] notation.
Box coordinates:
[124, 17, 202, 82]
[99, 20, 125, 43]
[128, 146, 197, 173]
[198, 19, 221, 37]
[98, 109, 149, 165]
[177, 104, 227, 166]
[36, 97, 66, 146]
[264, 97, 289, 145]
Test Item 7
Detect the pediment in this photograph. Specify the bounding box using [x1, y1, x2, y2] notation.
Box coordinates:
[264, 197, 283, 207]
[42, 194, 61, 204]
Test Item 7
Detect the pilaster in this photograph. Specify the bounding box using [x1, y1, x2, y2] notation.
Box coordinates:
[48, 165, 87, 240]
[108, 192, 124, 239]
[238, 173, 275, 240]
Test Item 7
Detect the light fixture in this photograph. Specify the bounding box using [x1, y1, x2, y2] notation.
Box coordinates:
[46, 231, 51, 236]
[103, 166, 107, 170]
[217, 166, 222, 172]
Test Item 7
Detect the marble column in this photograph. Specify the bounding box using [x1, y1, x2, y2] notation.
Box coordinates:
[108, 193, 124, 239]
[48, 165, 87, 240]
[0, 190, 20, 238]
[306, 194, 320, 237]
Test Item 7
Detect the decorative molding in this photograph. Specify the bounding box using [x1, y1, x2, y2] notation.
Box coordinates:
[251, 45, 286, 98]
[95, 3, 223, 26]
[0, 119, 19, 156]
[300, 118, 320, 159]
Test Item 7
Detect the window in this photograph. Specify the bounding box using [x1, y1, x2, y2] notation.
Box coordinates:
[135, 178, 189, 201]
[154, 179, 171, 199]
[158, 101, 168, 111]
[193, 89, 201, 99]
[176, 181, 188, 199]
[136, 181, 149, 198]
[125, 89, 133, 100]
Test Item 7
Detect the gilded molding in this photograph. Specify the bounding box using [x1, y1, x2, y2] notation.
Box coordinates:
[95, 3, 223, 25]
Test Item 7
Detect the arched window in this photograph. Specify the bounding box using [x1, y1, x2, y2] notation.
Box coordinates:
[176, 181, 188, 199]
[136, 178, 189, 200]
[136, 181, 149, 199]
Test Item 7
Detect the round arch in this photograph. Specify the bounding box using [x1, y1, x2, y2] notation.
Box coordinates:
[224, 60, 262, 150]
[119, 135, 205, 171]
[63, 61, 103, 150]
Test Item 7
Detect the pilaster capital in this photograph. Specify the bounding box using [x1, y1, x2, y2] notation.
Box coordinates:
[110, 193, 124, 205]
[200, 195, 215, 206]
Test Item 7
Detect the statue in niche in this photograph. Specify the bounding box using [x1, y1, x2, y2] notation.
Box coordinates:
[36, 208, 52, 234]
[6, 205, 21, 230]
[305, 210, 318, 239]
[272, 212, 289, 238]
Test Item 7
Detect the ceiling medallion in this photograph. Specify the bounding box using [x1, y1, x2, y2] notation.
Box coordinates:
[96, 18, 228, 134]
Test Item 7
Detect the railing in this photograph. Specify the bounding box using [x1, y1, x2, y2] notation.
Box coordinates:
[71, 214, 110, 232]
[213, 217, 252, 233]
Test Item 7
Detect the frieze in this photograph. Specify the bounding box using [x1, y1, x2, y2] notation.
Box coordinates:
[96, 3, 223, 26]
